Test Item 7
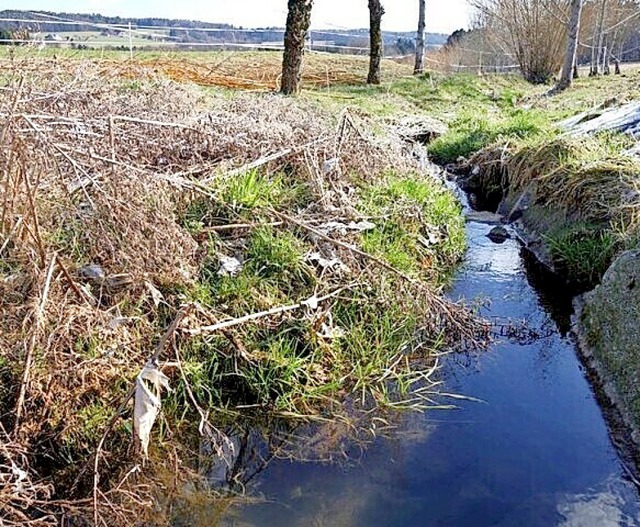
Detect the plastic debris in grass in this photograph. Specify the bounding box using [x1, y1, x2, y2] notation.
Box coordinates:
[217, 255, 243, 277]
[134, 360, 171, 458]
[305, 251, 349, 273]
[319, 220, 376, 236]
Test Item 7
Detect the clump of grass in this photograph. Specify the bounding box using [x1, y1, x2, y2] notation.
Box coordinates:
[331, 298, 422, 407]
[219, 170, 305, 212]
[545, 224, 619, 289]
[506, 134, 640, 223]
[245, 227, 310, 283]
[182, 170, 309, 233]
[429, 107, 553, 165]
[358, 172, 466, 281]
[189, 226, 315, 316]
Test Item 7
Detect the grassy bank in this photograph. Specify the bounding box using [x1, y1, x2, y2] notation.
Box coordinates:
[5, 49, 640, 524]
[341, 70, 640, 289]
[298, 66, 640, 288]
[0, 57, 482, 525]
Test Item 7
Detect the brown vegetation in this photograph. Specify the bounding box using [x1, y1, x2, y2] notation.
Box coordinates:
[0, 57, 481, 524]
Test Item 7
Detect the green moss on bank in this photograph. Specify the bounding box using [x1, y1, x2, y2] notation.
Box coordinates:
[578, 250, 640, 437]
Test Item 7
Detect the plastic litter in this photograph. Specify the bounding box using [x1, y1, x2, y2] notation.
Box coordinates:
[134, 360, 171, 458]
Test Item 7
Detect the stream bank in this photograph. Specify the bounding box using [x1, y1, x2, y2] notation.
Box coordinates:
[453, 134, 640, 463]
[221, 189, 640, 526]
[0, 63, 485, 525]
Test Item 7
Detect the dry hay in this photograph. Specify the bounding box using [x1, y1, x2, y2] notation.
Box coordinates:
[137, 51, 413, 90]
[466, 136, 640, 224]
[0, 57, 478, 524]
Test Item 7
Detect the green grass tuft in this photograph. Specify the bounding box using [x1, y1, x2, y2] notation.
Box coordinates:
[545, 224, 619, 288]
[358, 173, 465, 281]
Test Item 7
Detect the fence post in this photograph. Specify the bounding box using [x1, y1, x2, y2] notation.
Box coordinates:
[129, 22, 133, 60]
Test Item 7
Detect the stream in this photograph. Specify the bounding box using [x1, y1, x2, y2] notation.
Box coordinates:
[219, 203, 640, 526]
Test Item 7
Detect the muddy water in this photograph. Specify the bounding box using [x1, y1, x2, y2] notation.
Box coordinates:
[221, 215, 640, 526]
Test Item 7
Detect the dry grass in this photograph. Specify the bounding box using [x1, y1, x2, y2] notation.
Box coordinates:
[0, 57, 481, 525]
[467, 135, 640, 225]
[2, 50, 414, 91]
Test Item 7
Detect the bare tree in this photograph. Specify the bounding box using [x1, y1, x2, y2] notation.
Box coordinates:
[577, 0, 636, 73]
[471, 0, 567, 83]
[281, 0, 314, 95]
[557, 0, 583, 90]
[590, 0, 608, 75]
[367, 0, 385, 84]
[414, 0, 426, 74]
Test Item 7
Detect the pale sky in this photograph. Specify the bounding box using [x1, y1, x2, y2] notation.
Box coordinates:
[0, 1, 471, 34]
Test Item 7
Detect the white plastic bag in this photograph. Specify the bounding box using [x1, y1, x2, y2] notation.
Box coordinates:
[134, 361, 171, 458]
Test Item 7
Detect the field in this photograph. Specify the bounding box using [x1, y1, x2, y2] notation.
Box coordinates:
[1, 47, 414, 89]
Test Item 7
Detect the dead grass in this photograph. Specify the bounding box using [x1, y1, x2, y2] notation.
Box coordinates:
[467, 134, 640, 225]
[0, 57, 482, 525]
[2, 50, 413, 91]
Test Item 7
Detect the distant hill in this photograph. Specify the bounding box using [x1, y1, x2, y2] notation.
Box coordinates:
[0, 10, 448, 55]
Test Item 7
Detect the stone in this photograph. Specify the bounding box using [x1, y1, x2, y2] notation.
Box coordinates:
[487, 226, 511, 243]
[465, 211, 504, 225]
[79, 264, 106, 281]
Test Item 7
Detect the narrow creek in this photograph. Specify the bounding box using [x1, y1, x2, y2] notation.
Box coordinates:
[219, 193, 640, 526]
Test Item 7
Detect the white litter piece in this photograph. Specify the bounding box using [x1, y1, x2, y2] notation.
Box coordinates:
[306, 252, 343, 268]
[323, 157, 339, 173]
[134, 361, 171, 458]
[317, 322, 346, 340]
[145, 281, 164, 307]
[10, 464, 28, 493]
[319, 220, 376, 236]
[305, 252, 350, 275]
[301, 295, 319, 310]
[217, 256, 243, 277]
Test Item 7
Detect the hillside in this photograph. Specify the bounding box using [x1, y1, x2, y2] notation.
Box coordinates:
[0, 9, 448, 54]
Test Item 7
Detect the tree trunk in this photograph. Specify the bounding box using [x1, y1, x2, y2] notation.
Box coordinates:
[281, 0, 314, 95]
[367, 0, 384, 84]
[557, 0, 583, 90]
[595, 0, 608, 74]
[413, 0, 426, 75]
[573, 63, 579, 79]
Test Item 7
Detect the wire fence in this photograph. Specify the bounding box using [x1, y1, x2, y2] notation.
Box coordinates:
[0, 11, 528, 75]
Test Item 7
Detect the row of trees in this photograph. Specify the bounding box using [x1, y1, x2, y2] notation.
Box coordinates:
[465, 0, 640, 88]
[280, 0, 428, 94]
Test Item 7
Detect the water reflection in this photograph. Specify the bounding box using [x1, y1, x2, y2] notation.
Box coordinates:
[222, 217, 640, 526]
[558, 477, 640, 527]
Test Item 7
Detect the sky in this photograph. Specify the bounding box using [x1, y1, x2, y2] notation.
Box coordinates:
[1, 1, 471, 34]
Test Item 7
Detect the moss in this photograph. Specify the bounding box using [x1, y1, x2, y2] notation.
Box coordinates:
[579, 250, 640, 433]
